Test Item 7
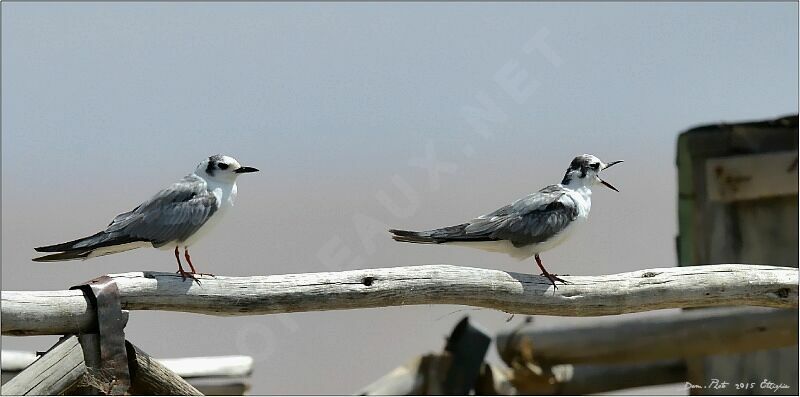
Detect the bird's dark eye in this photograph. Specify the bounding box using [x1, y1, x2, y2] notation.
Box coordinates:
[591, 163, 600, 170]
[218, 163, 229, 170]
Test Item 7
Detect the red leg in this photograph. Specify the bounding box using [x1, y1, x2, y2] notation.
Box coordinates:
[174, 246, 198, 283]
[184, 247, 215, 277]
[184, 247, 198, 274]
[535, 254, 568, 290]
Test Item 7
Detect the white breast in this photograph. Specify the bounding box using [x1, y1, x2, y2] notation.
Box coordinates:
[452, 186, 594, 261]
[525, 186, 591, 255]
[180, 181, 237, 247]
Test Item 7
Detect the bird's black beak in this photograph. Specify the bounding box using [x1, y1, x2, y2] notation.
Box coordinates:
[234, 166, 259, 174]
[603, 160, 624, 170]
[599, 178, 620, 192]
[599, 160, 623, 192]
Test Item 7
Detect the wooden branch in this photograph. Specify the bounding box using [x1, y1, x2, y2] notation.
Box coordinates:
[1, 289, 94, 336]
[2, 264, 797, 335]
[496, 307, 798, 366]
[1, 336, 86, 396]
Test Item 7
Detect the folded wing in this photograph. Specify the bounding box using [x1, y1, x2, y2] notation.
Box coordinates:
[33, 175, 218, 261]
[389, 185, 578, 247]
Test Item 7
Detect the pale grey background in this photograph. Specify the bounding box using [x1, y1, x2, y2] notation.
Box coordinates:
[2, 2, 797, 395]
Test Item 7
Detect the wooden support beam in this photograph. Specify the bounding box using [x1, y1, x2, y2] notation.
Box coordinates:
[125, 341, 203, 396]
[496, 307, 798, 366]
[3, 264, 797, 336]
[2, 350, 252, 395]
[1, 336, 86, 396]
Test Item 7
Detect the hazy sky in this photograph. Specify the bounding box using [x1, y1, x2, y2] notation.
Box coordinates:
[2, 2, 797, 395]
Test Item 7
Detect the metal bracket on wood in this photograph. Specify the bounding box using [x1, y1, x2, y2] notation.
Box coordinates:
[70, 275, 131, 395]
[442, 316, 491, 394]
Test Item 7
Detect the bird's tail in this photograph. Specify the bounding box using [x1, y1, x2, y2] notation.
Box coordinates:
[389, 224, 475, 244]
[34, 231, 111, 253]
[388, 229, 439, 244]
[32, 250, 92, 262]
[33, 231, 143, 262]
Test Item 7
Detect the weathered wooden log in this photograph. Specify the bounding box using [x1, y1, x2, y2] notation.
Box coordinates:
[1, 289, 94, 336]
[508, 360, 687, 395]
[155, 356, 253, 379]
[1, 336, 86, 396]
[2, 264, 797, 336]
[497, 307, 798, 366]
[125, 341, 203, 396]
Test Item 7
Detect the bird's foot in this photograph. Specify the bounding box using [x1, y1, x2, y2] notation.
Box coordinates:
[175, 269, 202, 285]
[540, 272, 569, 289]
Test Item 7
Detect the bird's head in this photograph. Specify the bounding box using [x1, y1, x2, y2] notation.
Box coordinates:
[560, 154, 623, 192]
[196, 155, 259, 181]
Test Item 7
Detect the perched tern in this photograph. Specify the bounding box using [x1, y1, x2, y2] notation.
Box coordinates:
[33, 155, 258, 282]
[389, 154, 622, 289]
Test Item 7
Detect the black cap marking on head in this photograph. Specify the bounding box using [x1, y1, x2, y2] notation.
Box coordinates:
[562, 155, 596, 184]
[205, 154, 226, 176]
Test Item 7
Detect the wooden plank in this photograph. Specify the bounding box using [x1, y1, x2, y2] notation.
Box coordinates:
[2, 351, 253, 380]
[705, 151, 798, 202]
[1, 336, 86, 396]
[2, 264, 797, 337]
[496, 307, 797, 366]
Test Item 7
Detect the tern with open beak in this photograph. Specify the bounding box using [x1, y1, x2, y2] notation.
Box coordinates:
[390, 154, 623, 289]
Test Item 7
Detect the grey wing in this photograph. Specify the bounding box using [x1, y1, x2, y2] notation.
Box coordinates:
[464, 185, 578, 246]
[105, 175, 218, 247]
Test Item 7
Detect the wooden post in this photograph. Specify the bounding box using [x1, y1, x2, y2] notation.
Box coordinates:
[677, 115, 798, 395]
